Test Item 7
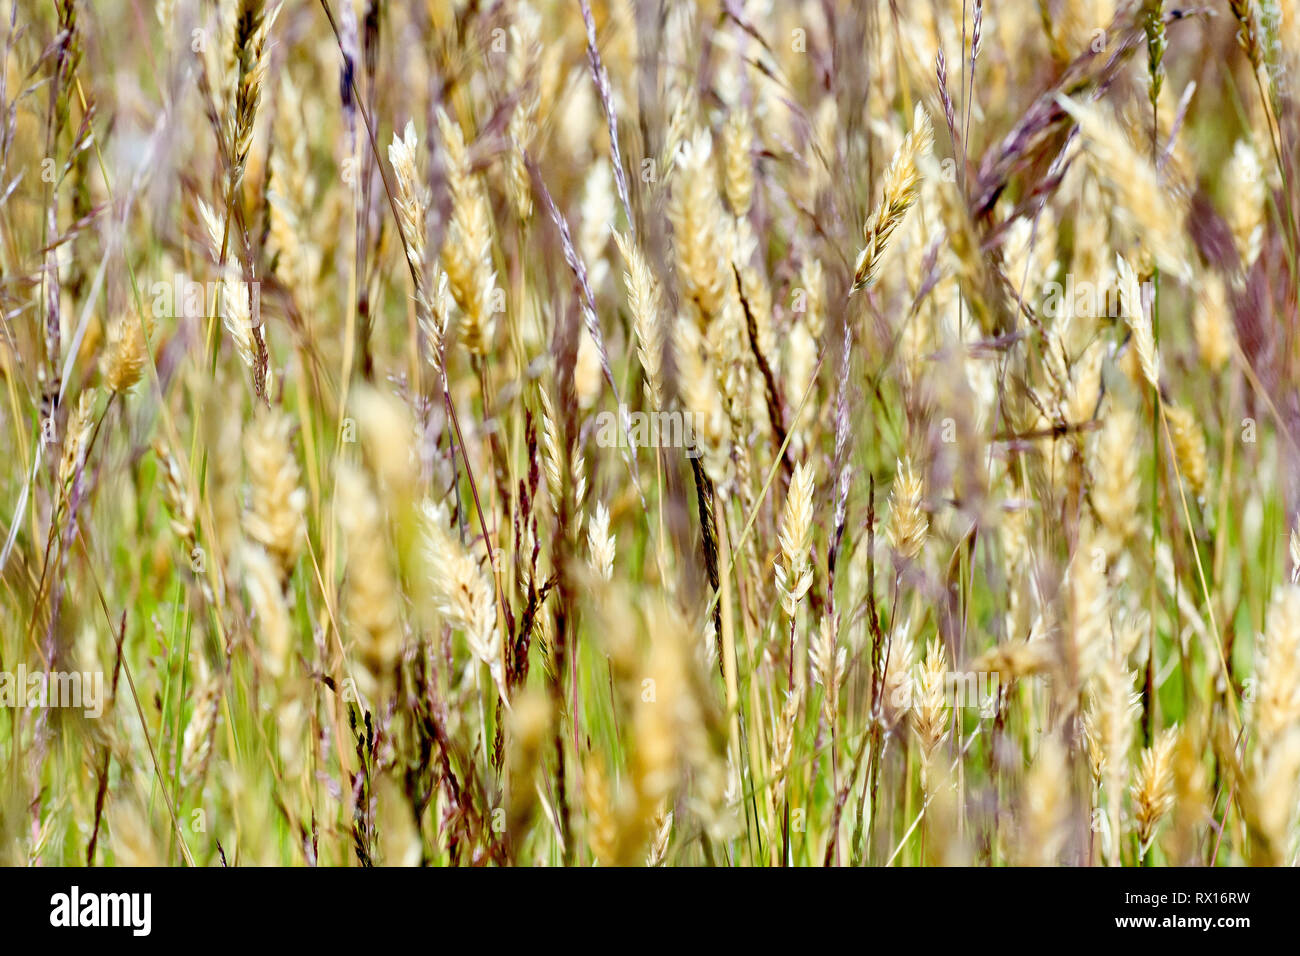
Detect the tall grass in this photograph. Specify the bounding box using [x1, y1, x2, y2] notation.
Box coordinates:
[1, 0, 1299, 867]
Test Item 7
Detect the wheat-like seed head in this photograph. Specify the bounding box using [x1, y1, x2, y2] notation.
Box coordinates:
[660, 86, 698, 182]
[505, 688, 549, 836]
[1063, 340, 1105, 426]
[180, 676, 220, 788]
[1133, 725, 1178, 850]
[785, 321, 818, 456]
[1166, 720, 1211, 864]
[900, 302, 938, 392]
[57, 390, 95, 493]
[241, 541, 291, 679]
[153, 440, 197, 545]
[770, 686, 801, 791]
[220, 269, 259, 376]
[1227, 138, 1266, 270]
[646, 808, 673, 866]
[1058, 95, 1188, 277]
[506, 6, 541, 220]
[1092, 401, 1140, 552]
[351, 385, 419, 500]
[417, 268, 452, 379]
[241, 407, 306, 579]
[195, 198, 225, 260]
[228, 1, 281, 186]
[203, 376, 244, 560]
[583, 760, 617, 864]
[631, 623, 683, 829]
[336, 463, 401, 700]
[1249, 728, 1300, 864]
[102, 313, 149, 393]
[586, 501, 616, 581]
[436, 108, 497, 356]
[539, 404, 562, 509]
[668, 129, 727, 320]
[267, 76, 316, 293]
[722, 108, 754, 217]
[853, 104, 933, 292]
[1164, 402, 1208, 499]
[388, 120, 428, 269]
[1255, 582, 1300, 744]
[880, 622, 916, 733]
[424, 499, 503, 699]
[810, 616, 846, 727]
[537, 384, 565, 512]
[613, 229, 665, 409]
[1229, 0, 1265, 70]
[1193, 273, 1234, 373]
[196, 199, 265, 394]
[674, 316, 732, 487]
[1089, 641, 1140, 863]
[626, 613, 722, 853]
[1019, 732, 1070, 866]
[774, 461, 815, 615]
[886, 454, 927, 561]
[913, 636, 950, 775]
[1116, 254, 1159, 390]
[1068, 528, 1107, 688]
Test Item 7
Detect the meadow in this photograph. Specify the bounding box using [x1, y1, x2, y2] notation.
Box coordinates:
[1, 0, 1298, 867]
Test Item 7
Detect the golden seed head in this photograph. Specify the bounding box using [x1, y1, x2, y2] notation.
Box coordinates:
[1133, 726, 1178, 849]
[102, 314, 150, 393]
[586, 500, 616, 581]
[775, 461, 816, 614]
[424, 499, 502, 699]
[336, 463, 402, 700]
[242, 407, 306, 578]
[1165, 403, 1208, 499]
[853, 105, 933, 292]
[886, 455, 928, 561]
[722, 108, 754, 217]
[1116, 254, 1159, 390]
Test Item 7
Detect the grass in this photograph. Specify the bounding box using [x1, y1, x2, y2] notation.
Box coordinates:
[1, 0, 1299, 867]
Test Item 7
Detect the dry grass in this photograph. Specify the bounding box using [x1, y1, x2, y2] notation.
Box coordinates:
[2, 0, 1300, 867]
